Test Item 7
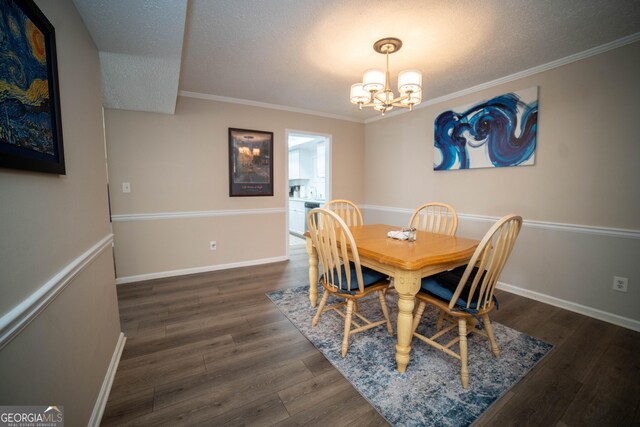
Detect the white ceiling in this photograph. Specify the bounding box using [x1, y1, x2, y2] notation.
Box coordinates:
[73, 0, 640, 121]
[72, 0, 187, 114]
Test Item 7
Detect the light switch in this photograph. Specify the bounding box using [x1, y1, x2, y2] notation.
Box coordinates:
[122, 182, 131, 193]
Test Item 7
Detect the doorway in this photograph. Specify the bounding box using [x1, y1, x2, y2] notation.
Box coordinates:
[286, 130, 331, 247]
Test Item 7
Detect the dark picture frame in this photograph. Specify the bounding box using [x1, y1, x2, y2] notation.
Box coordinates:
[228, 128, 273, 197]
[0, 0, 65, 175]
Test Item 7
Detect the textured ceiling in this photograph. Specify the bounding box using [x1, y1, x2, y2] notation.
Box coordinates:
[72, 0, 187, 114]
[74, 0, 640, 121]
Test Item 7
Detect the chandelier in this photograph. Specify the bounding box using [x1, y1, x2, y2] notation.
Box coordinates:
[350, 37, 422, 115]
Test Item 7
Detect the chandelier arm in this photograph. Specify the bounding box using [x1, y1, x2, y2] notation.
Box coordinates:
[391, 93, 409, 104]
[360, 101, 378, 108]
[373, 92, 387, 103]
[390, 103, 411, 109]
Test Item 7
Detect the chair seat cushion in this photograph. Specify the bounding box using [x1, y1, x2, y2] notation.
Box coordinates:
[321, 262, 387, 291]
[420, 265, 487, 309]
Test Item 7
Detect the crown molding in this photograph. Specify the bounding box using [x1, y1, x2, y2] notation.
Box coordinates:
[179, 33, 640, 126]
[179, 91, 364, 124]
[364, 32, 640, 124]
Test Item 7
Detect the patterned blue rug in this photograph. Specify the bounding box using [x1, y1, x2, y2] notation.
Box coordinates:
[267, 285, 553, 426]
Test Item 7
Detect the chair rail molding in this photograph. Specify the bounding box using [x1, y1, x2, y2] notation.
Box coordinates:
[362, 204, 640, 239]
[111, 207, 286, 222]
[364, 204, 640, 331]
[0, 234, 114, 349]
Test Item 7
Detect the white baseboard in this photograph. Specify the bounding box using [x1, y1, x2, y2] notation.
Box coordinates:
[497, 281, 640, 332]
[88, 332, 126, 427]
[115, 255, 289, 285]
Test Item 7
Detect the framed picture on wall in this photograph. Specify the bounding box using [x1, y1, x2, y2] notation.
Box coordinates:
[228, 128, 274, 197]
[0, 0, 65, 175]
[433, 87, 538, 171]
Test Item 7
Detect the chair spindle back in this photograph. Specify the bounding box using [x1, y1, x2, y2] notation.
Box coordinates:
[307, 208, 365, 294]
[323, 199, 364, 227]
[408, 202, 458, 236]
[450, 214, 522, 311]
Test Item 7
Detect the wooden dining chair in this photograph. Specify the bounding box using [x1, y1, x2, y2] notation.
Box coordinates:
[411, 214, 523, 388]
[308, 208, 393, 358]
[408, 202, 458, 236]
[323, 199, 363, 227]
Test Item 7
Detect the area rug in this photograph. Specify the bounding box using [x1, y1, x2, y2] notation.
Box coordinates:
[267, 285, 553, 426]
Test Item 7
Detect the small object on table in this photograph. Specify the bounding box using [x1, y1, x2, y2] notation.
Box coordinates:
[387, 227, 416, 241]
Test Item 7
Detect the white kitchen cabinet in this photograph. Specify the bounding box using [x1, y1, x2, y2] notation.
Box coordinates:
[289, 148, 313, 179]
[288, 150, 300, 179]
[317, 142, 325, 178]
[289, 200, 306, 235]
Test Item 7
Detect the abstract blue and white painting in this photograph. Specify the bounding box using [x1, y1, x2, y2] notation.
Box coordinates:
[434, 87, 538, 170]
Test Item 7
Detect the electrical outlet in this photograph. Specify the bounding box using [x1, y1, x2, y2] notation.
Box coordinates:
[209, 241, 217, 251]
[612, 276, 628, 293]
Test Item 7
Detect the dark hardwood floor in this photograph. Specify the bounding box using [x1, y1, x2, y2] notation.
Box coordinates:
[102, 245, 640, 426]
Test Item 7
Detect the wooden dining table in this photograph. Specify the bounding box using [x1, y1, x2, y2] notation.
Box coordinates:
[305, 224, 479, 373]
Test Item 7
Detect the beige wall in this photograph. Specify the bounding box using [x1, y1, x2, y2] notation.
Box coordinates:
[112, 213, 286, 278]
[363, 41, 640, 322]
[102, 34, 639, 325]
[0, 1, 121, 425]
[0, 250, 119, 424]
[105, 97, 364, 279]
[365, 42, 640, 228]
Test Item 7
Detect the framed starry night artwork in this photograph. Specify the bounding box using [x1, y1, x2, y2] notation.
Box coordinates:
[0, 0, 65, 174]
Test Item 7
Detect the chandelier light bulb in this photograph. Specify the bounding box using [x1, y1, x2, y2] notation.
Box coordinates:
[398, 70, 422, 95]
[350, 83, 370, 104]
[401, 91, 422, 106]
[362, 69, 385, 93]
